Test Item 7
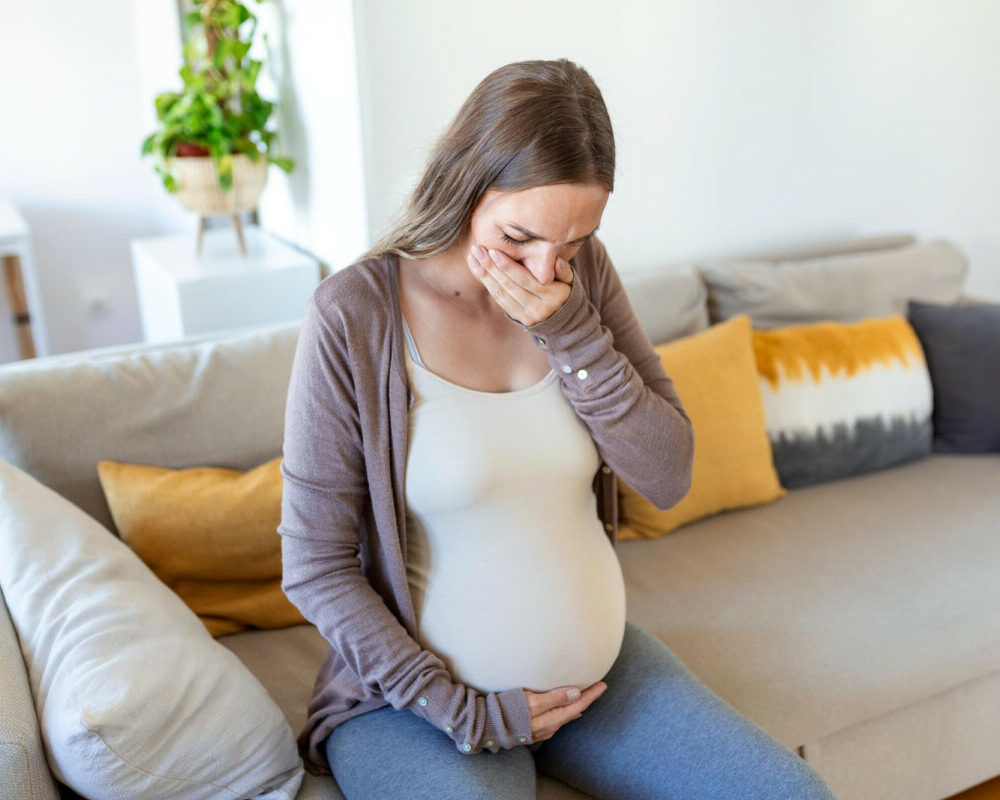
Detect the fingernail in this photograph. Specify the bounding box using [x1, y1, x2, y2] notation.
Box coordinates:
[567, 688, 581, 701]
[488, 248, 501, 264]
[471, 245, 484, 261]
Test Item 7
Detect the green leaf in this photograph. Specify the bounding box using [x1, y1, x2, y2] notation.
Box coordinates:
[232, 40, 251, 62]
[219, 153, 234, 185]
[269, 156, 295, 173]
[207, 104, 225, 128]
[212, 38, 229, 69]
[183, 10, 202, 36]
[219, 4, 242, 28]
[182, 37, 198, 65]
[245, 59, 261, 87]
[153, 92, 181, 120]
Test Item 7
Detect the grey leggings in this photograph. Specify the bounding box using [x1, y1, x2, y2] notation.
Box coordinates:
[324, 621, 837, 800]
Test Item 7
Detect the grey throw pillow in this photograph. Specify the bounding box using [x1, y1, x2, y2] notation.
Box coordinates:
[621, 263, 710, 345]
[906, 299, 1000, 453]
[699, 240, 969, 328]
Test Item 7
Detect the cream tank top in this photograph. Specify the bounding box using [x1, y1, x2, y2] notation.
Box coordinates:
[401, 312, 627, 694]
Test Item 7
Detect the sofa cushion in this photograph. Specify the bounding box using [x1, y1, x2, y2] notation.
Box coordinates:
[218, 624, 328, 739]
[728, 232, 917, 262]
[616, 452, 1000, 750]
[0, 320, 300, 535]
[906, 299, 1000, 454]
[698, 239, 968, 328]
[0, 459, 304, 800]
[752, 315, 933, 488]
[801, 668, 1000, 800]
[618, 233, 918, 346]
[97, 456, 306, 637]
[619, 262, 709, 344]
[618, 314, 785, 539]
[0, 586, 60, 800]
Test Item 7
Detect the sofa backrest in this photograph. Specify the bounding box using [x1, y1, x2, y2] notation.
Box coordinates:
[0, 321, 301, 535]
[0, 232, 921, 534]
[706, 231, 917, 263]
[622, 232, 919, 344]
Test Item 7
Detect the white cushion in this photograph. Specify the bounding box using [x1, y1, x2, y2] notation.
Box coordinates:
[0, 459, 304, 800]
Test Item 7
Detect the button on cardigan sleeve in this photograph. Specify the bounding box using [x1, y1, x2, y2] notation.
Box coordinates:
[278, 293, 532, 756]
[516, 237, 695, 510]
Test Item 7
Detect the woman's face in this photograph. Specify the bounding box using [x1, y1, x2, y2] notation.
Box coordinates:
[464, 182, 610, 286]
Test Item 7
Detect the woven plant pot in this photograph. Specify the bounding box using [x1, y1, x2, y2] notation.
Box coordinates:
[168, 154, 268, 215]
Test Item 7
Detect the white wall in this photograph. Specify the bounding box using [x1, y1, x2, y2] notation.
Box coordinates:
[1, 0, 997, 363]
[354, 0, 1000, 298]
[0, 0, 193, 359]
[254, 0, 369, 276]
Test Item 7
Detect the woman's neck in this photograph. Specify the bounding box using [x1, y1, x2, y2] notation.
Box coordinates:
[400, 239, 494, 311]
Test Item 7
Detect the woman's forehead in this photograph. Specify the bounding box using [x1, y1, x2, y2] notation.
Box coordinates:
[481, 184, 608, 232]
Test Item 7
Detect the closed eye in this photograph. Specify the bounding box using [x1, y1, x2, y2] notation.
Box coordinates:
[500, 232, 530, 246]
[500, 231, 588, 247]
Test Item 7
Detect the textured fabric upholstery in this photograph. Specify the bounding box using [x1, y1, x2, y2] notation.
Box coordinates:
[0, 587, 59, 800]
[0, 321, 300, 535]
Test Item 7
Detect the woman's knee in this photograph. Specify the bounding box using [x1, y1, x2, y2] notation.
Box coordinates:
[773, 755, 837, 800]
[325, 705, 536, 800]
[576, 623, 838, 799]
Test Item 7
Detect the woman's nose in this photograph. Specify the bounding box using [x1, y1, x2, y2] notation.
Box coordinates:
[527, 252, 557, 285]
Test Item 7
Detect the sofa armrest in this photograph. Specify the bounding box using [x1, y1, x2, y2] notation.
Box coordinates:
[0, 586, 59, 800]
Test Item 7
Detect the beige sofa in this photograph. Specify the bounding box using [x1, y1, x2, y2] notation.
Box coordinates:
[2, 232, 998, 800]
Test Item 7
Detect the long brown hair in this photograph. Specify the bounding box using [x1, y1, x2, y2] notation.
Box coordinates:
[360, 58, 615, 261]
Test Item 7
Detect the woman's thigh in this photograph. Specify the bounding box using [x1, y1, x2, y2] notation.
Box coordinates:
[325, 703, 537, 800]
[531, 621, 836, 800]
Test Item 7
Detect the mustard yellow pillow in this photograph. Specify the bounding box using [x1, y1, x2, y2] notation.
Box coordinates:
[617, 314, 786, 539]
[96, 456, 306, 637]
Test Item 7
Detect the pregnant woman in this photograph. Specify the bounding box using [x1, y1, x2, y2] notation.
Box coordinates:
[278, 58, 836, 800]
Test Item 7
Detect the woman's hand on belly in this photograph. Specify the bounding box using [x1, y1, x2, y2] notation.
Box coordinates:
[523, 680, 608, 743]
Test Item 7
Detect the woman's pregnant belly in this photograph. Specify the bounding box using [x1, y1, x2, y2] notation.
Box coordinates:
[407, 506, 627, 695]
[402, 359, 627, 695]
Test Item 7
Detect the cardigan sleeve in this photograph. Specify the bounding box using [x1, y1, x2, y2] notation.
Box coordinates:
[278, 293, 532, 757]
[513, 236, 695, 510]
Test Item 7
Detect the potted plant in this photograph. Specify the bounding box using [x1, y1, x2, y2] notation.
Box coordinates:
[140, 0, 295, 253]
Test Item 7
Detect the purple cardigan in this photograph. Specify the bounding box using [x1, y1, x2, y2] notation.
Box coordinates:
[278, 235, 694, 775]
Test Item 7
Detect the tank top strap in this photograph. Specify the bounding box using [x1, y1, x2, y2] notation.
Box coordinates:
[400, 312, 426, 368]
